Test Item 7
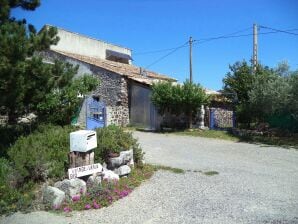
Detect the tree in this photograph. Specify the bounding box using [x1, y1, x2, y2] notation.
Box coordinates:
[222, 61, 253, 104]
[151, 80, 209, 128]
[0, 0, 81, 123]
[37, 75, 99, 125]
[248, 72, 291, 121]
[248, 67, 298, 131]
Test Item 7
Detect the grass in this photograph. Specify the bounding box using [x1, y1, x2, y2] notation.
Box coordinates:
[240, 135, 298, 150]
[187, 169, 219, 176]
[203, 171, 219, 176]
[153, 165, 185, 174]
[160, 129, 298, 150]
[165, 129, 240, 142]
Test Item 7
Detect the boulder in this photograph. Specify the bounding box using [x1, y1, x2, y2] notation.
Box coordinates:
[42, 186, 65, 208]
[108, 156, 123, 169]
[114, 165, 131, 177]
[102, 170, 119, 181]
[54, 178, 86, 199]
[120, 150, 133, 164]
[87, 174, 102, 186]
[107, 149, 134, 169]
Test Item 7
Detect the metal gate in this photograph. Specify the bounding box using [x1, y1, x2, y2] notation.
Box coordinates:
[86, 97, 106, 130]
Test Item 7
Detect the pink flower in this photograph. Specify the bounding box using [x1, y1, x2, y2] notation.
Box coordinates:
[85, 204, 91, 210]
[72, 195, 80, 202]
[93, 201, 101, 209]
[63, 207, 72, 213]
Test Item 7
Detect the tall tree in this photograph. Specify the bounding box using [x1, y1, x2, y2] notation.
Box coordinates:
[0, 0, 87, 123]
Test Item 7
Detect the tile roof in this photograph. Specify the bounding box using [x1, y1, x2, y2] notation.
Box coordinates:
[51, 50, 177, 85]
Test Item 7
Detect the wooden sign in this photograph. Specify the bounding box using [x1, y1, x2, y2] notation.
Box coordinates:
[68, 163, 102, 179]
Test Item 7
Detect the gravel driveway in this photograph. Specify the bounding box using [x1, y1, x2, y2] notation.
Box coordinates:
[1, 131, 298, 224]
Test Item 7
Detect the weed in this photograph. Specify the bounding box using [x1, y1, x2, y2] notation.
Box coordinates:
[203, 171, 219, 176]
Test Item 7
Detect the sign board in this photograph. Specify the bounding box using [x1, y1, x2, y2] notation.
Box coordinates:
[68, 163, 102, 179]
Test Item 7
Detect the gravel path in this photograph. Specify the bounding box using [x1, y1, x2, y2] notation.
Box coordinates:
[1, 132, 298, 224]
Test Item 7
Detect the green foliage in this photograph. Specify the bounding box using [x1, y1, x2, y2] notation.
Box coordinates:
[95, 125, 144, 166]
[7, 125, 77, 183]
[181, 80, 209, 115]
[151, 80, 209, 127]
[151, 81, 177, 115]
[0, 1, 84, 124]
[248, 72, 291, 119]
[0, 158, 35, 214]
[0, 123, 38, 158]
[37, 75, 99, 125]
[223, 61, 254, 104]
[223, 60, 298, 131]
[248, 69, 298, 131]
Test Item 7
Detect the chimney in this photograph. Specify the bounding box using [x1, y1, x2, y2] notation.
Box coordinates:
[139, 67, 147, 77]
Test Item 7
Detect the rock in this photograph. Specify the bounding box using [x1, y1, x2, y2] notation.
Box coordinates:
[27, 112, 37, 121]
[42, 186, 65, 208]
[107, 149, 134, 169]
[102, 170, 119, 181]
[108, 156, 123, 169]
[114, 165, 131, 177]
[87, 174, 102, 186]
[17, 113, 37, 124]
[120, 149, 133, 165]
[54, 178, 86, 199]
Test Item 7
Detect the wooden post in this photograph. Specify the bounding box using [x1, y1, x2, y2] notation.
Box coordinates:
[69, 151, 94, 168]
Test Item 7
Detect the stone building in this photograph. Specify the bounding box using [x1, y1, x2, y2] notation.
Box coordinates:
[41, 25, 176, 129]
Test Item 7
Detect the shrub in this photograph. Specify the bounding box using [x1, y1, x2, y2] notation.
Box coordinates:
[95, 125, 144, 166]
[8, 125, 77, 183]
[0, 123, 38, 158]
[0, 158, 26, 214]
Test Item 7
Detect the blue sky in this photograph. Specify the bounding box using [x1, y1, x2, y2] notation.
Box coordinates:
[12, 0, 298, 90]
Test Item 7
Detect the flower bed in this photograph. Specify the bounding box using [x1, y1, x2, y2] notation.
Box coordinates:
[53, 165, 155, 212]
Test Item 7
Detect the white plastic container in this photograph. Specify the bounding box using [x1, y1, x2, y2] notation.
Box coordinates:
[70, 130, 97, 152]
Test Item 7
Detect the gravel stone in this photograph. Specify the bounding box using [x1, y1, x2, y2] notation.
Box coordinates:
[1, 131, 297, 224]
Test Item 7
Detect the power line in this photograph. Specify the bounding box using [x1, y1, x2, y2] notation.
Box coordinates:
[135, 27, 251, 56]
[134, 45, 188, 55]
[135, 27, 298, 56]
[141, 27, 298, 69]
[193, 29, 298, 45]
[259, 25, 298, 36]
[145, 42, 188, 69]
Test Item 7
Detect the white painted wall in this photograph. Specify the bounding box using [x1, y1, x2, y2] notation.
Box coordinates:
[48, 26, 132, 63]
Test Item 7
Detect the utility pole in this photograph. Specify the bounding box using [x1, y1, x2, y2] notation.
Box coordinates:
[188, 36, 193, 129]
[189, 36, 193, 83]
[252, 23, 258, 73]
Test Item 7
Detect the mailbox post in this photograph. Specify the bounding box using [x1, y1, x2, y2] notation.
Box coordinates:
[68, 130, 97, 169]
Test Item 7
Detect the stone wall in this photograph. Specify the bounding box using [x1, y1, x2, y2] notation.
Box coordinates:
[40, 50, 130, 127]
[210, 108, 234, 129]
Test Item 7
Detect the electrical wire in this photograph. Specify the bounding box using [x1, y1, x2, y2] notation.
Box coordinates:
[135, 27, 252, 56]
[194, 28, 298, 45]
[141, 26, 298, 69]
[145, 42, 188, 69]
[259, 25, 298, 36]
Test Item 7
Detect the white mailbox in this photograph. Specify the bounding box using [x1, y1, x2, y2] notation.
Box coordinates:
[70, 130, 97, 152]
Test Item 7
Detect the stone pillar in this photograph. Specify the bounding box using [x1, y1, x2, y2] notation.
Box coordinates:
[199, 105, 205, 129]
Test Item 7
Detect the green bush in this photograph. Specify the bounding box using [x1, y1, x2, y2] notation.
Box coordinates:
[0, 123, 37, 158]
[0, 158, 24, 214]
[95, 125, 144, 166]
[8, 125, 77, 183]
